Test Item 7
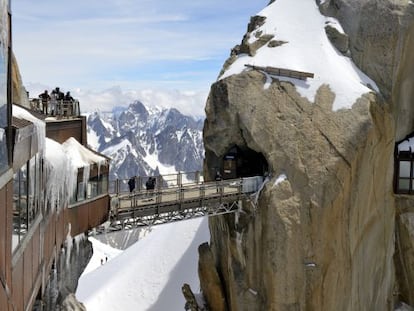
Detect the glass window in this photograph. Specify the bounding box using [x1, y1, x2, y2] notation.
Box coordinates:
[399, 161, 411, 178]
[12, 168, 27, 252]
[12, 156, 42, 252]
[77, 182, 86, 201]
[399, 179, 410, 191]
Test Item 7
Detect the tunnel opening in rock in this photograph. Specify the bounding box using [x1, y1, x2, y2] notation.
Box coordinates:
[222, 145, 268, 179]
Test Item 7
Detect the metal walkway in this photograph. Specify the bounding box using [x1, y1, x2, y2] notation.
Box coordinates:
[107, 175, 264, 230]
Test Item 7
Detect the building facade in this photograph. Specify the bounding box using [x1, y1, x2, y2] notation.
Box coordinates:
[1, 2, 111, 310]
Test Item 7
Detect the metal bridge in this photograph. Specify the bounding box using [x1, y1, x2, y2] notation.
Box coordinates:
[107, 173, 264, 230]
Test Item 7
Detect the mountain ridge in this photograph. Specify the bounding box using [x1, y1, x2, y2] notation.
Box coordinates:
[87, 100, 204, 181]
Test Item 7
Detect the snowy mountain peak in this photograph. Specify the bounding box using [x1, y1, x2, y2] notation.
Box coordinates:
[128, 100, 148, 116]
[87, 101, 204, 180]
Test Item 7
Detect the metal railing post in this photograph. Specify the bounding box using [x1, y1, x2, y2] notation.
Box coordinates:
[177, 172, 182, 187]
[156, 188, 161, 204]
[239, 178, 243, 199]
[137, 176, 141, 192]
[195, 171, 200, 184]
[179, 183, 184, 202]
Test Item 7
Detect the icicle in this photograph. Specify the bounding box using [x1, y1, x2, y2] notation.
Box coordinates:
[65, 223, 73, 268]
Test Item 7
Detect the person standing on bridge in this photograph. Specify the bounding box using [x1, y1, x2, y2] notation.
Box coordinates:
[146, 177, 156, 197]
[128, 176, 136, 193]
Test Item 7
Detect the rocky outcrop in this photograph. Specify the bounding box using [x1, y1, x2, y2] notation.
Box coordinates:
[198, 243, 226, 311]
[203, 69, 395, 310]
[324, 25, 349, 54]
[219, 16, 276, 77]
[41, 235, 92, 311]
[320, 0, 414, 140]
[199, 0, 414, 310]
[61, 294, 87, 311]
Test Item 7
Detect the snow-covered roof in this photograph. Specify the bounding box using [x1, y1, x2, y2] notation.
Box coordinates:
[13, 104, 46, 153]
[62, 137, 108, 169]
[219, 0, 379, 111]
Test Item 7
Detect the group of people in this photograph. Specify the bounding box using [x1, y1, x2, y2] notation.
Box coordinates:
[37, 87, 75, 116]
[39, 87, 74, 102]
[128, 176, 157, 194]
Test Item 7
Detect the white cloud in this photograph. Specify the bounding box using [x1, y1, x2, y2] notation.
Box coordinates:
[14, 1, 268, 118]
[26, 83, 207, 117]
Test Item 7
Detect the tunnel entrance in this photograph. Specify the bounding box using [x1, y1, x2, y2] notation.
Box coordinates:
[222, 145, 268, 179]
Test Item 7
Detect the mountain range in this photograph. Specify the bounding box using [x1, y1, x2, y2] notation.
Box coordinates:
[86, 101, 204, 181]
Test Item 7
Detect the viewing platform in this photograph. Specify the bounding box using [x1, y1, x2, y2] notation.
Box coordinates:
[29, 98, 80, 118]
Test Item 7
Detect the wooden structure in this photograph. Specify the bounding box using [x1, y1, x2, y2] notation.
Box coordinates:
[46, 116, 87, 145]
[245, 64, 314, 80]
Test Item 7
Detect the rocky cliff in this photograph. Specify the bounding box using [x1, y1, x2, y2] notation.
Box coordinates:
[198, 0, 414, 310]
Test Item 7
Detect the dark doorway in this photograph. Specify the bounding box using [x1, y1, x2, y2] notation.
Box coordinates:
[222, 145, 268, 179]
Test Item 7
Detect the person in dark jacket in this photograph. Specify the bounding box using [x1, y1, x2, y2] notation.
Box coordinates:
[145, 177, 156, 196]
[38, 90, 50, 114]
[128, 176, 136, 193]
[64, 91, 74, 102]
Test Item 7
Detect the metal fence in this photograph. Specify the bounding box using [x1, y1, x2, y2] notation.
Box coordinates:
[108, 171, 204, 195]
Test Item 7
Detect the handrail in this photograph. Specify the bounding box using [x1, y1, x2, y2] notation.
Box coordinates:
[113, 176, 263, 214]
[106, 175, 264, 229]
[109, 171, 204, 196]
[29, 98, 81, 117]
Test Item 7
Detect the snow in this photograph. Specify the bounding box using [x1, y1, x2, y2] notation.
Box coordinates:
[220, 0, 379, 111]
[76, 218, 209, 311]
[103, 139, 138, 159]
[44, 138, 78, 208]
[81, 237, 122, 275]
[13, 104, 46, 154]
[44, 137, 108, 209]
[143, 141, 177, 175]
[274, 174, 287, 186]
[62, 137, 107, 169]
[87, 128, 100, 151]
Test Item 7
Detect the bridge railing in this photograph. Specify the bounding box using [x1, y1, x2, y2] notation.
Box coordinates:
[113, 176, 264, 216]
[109, 171, 204, 196]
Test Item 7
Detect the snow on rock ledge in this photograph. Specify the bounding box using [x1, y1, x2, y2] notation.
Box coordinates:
[219, 0, 378, 111]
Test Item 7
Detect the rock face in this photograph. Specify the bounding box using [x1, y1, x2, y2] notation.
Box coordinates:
[320, 0, 414, 139]
[200, 0, 414, 310]
[40, 235, 92, 311]
[203, 69, 395, 310]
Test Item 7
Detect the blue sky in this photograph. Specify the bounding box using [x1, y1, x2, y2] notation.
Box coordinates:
[12, 1, 269, 116]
